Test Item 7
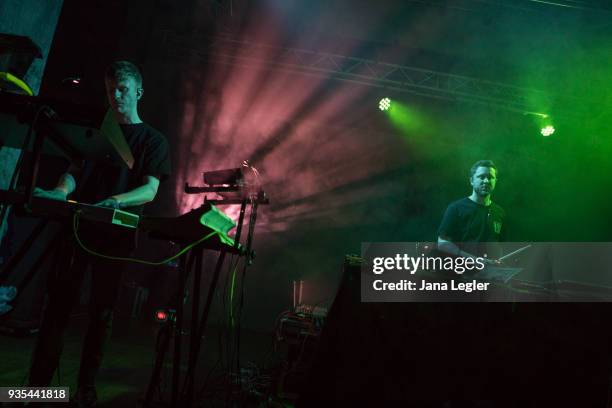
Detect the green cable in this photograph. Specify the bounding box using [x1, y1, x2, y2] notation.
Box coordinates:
[73, 212, 217, 266]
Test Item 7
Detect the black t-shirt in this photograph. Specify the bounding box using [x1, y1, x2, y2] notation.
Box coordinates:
[438, 197, 505, 256]
[75, 123, 171, 215]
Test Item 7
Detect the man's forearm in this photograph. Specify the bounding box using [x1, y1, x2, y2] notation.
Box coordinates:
[54, 173, 76, 196]
[111, 183, 157, 208]
[438, 240, 479, 260]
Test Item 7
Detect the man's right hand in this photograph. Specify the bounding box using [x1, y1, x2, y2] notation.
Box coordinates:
[33, 187, 68, 201]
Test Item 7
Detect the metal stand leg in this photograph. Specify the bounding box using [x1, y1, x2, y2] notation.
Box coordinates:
[171, 251, 195, 407]
[184, 247, 203, 406]
[183, 248, 228, 406]
[143, 321, 173, 408]
[142, 251, 194, 408]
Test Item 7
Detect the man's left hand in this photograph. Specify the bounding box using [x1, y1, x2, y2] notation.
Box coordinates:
[95, 197, 121, 209]
[483, 257, 502, 266]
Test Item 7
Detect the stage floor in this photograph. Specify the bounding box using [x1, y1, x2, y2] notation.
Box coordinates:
[0, 313, 277, 407]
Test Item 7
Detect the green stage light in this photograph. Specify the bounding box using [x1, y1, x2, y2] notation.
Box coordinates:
[541, 125, 555, 137]
[379, 97, 391, 111]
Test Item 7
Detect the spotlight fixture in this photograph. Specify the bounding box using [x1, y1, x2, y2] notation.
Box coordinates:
[541, 125, 555, 137]
[379, 97, 391, 111]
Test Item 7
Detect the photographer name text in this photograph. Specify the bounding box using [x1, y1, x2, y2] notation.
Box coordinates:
[373, 279, 490, 292]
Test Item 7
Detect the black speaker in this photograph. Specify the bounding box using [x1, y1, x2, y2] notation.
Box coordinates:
[299, 255, 612, 407]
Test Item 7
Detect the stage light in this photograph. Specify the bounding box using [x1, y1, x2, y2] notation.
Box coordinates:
[541, 125, 555, 136]
[379, 98, 391, 111]
[155, 309, 168, 322]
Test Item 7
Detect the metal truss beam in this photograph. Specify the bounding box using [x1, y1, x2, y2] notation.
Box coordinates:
[159, 30, 553, 114]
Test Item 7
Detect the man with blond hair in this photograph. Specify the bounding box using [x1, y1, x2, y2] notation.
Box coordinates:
[28, 61, 171, 407]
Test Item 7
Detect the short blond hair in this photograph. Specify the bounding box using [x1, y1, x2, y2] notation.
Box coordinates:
[105, 61, 142, 87]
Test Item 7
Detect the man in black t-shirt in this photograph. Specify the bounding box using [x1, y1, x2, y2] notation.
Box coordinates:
[438, 160, 505, 261]
[29, 61, 171, 407]
[435, 160, 506, 404]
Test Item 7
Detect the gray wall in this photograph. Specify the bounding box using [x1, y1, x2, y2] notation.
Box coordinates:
[0, 0, 64, 247]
